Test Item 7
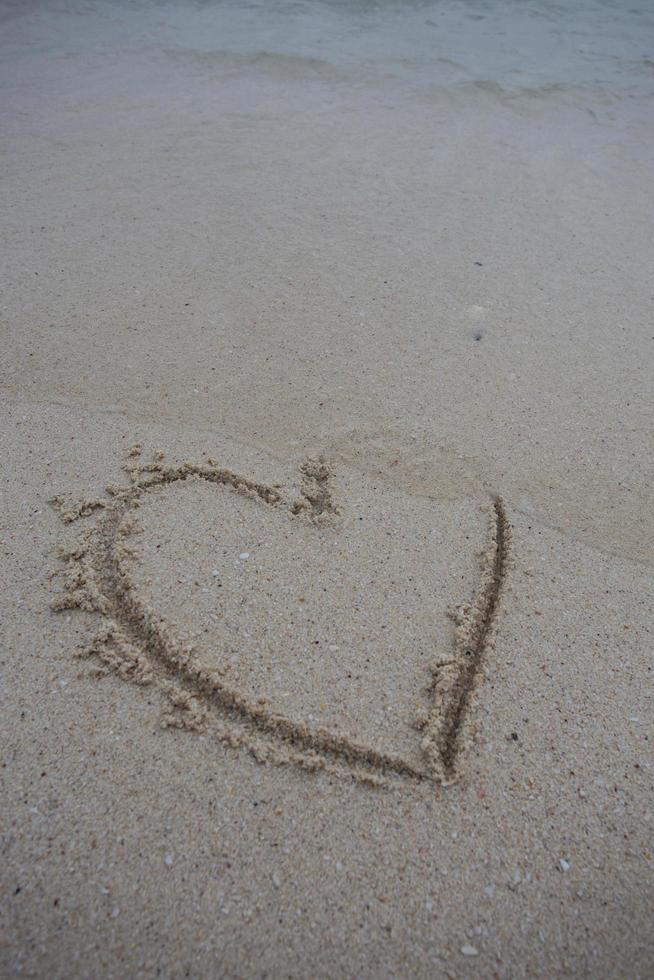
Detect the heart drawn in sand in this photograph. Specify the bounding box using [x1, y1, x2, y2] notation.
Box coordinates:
[50, 452, 509, 787]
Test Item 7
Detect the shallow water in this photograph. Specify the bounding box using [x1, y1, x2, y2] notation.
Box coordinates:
[4, 0, 654, 94]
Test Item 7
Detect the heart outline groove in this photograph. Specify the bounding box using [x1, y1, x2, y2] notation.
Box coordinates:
[50, 451, 510, 787]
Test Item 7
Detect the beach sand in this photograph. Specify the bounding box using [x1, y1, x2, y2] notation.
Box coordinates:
[1, 1, 653, 976]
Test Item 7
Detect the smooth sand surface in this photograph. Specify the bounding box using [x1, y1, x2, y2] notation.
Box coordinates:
[2, 1, 653, 976]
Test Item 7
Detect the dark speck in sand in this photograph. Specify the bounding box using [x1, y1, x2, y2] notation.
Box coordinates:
[474, 332, 483, 342]
[474, 261, 483, 266]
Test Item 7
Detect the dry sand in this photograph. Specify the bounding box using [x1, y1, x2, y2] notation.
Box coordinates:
[1, 1, 653, 977]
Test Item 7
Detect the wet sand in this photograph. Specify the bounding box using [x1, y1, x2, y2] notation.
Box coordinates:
[2, 1, 653, 976]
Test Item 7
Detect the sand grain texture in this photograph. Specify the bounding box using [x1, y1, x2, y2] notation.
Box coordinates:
[1, 0, 653, 977]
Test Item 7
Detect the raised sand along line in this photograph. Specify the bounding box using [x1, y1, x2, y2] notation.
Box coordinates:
[50, 453, 510, 786]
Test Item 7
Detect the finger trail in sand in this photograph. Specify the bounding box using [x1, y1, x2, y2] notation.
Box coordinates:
[50, 454, 509, 787]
